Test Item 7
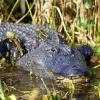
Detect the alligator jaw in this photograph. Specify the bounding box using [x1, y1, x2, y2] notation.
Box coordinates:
[56, 75, 89, 83]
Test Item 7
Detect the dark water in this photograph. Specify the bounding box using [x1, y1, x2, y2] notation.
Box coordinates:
[0, 67, 100, 100]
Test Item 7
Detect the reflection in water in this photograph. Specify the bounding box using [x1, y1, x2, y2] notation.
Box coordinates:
[0, 67, 99, 100]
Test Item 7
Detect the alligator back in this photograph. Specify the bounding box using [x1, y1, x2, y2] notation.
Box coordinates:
[0, 23, 59, 51]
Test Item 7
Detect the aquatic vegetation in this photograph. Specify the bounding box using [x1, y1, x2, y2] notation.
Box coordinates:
[0, 80, 6, 100]
[0, 80, 16, 100]
[36, 30, 51, 40]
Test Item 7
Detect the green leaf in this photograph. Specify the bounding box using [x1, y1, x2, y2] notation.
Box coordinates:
[96, 47, 100, 56]
[52, 91, 58, 100]
[85, 0, 93, 9]
[87, 19, 95, 29]
[89, 68, 96, 77]
[98, 25, 100, 33]
[78, 19, 95, 30]
[78, 21, 87, 29]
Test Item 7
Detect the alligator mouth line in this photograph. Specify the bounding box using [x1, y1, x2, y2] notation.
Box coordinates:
[56, 75, 89, 83]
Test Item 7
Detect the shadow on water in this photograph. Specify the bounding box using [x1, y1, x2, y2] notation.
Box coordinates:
[0, 67, 100, 100]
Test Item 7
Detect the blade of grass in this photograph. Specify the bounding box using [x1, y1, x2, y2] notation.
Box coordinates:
[52, 6, 72, 42]
[0, 80, 6, 100]
[16, 2, 34, 23]
[25, 0, 33, 20]
[93, 64, 100, 69]
[41, 78, 50, 94]
[7, 0, 20, 21]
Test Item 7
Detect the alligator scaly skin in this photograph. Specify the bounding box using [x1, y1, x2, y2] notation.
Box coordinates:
[0, 23, 89, 79]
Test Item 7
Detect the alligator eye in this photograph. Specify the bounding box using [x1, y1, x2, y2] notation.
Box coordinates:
[51, 48, 57, 52]
[48, 48, 60, 54]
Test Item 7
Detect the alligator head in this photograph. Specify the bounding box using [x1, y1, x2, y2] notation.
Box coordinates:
[16, 42, 91, 79]
[0, 23, 93, 82]
[0, 37, 92, 81]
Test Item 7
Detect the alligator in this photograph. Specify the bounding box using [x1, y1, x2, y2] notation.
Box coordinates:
[0, 23, 93, 80]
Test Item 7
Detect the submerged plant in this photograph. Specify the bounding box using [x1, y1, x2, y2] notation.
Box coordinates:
[0, 80, 16, 100]
[0, 80, 6, 100]
[94, 82, 100, 99]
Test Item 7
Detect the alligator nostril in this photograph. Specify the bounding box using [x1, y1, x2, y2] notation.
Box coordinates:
[51, 48, 61, 54]
[47, 47, 58, 53]
[71, 48, 75, 54]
